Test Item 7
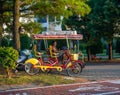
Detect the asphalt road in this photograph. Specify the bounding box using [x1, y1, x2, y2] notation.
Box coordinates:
[80, 63, 120, 81]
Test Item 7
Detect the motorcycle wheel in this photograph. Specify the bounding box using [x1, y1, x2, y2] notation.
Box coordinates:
[25, 62, 40, 75]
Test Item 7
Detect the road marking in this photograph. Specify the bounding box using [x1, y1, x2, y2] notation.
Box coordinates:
[23, 92, 28, 95]
[108, 79, 120, 84]
[8, 92, 28, 95]
[69, 84, 119, 92]
[15, 94, 20, 95]
[92, 91, 120, 95]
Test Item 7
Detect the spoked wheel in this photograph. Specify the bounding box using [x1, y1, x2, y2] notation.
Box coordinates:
[25, 62, 40, 75]
[67, 62, 82, 77]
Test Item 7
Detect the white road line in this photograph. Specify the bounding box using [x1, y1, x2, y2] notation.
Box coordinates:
[15, 94, 20, 95]
[108, 79, 120, 84]
[8, 92, 28, 95]
[69, 84, 119, 92]
[23, 92, 28, 95]
[92, 91, 120, 95]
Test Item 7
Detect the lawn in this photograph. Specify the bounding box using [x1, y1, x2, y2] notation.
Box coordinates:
[0, 70, 88, 86]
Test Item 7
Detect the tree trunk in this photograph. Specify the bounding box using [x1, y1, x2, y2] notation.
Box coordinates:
[6, 69, 11, 79]
[13, 0, 20, 51]
[108, 41, 113, 60]
[0, 1, 3, 46]
[87, 46, 92, 61]
[0, 20, 2, 46]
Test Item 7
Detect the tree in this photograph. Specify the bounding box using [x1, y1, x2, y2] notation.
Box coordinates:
[13, 0, 21, 51]
[31, 0, 91, 18]
[0, 0, 42, 50]
[84, 0, 105, 61]
[86, 0, 120, 60]
[0, 1, 3, 46]
[97, 0, 120, 60]
[82, 0, 120, 60]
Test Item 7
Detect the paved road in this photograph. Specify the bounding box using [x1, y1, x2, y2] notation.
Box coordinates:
[0, 79, 120, 95]
[80, 63, 120, 81]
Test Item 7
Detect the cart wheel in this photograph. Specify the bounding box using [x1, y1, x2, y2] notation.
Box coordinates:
[25, 62, 40, 75]
[67, 62, 82, 77]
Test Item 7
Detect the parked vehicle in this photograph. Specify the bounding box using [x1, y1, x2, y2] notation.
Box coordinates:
[24, 34, 85, 77]
[15, 49, 32, 71]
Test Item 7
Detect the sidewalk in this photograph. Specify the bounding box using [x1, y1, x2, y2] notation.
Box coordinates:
[0, 79, 120, 95]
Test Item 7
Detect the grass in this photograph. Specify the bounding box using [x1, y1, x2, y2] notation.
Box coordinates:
[0, 71, 88, 86]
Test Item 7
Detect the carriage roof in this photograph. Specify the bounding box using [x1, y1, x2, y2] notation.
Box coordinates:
[33, 34, 83, 40]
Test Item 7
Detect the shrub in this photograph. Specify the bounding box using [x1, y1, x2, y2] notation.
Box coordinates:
[0, 47, 19, 78]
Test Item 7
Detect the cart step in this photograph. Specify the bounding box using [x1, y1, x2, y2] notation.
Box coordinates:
[34, 65, 62, 72]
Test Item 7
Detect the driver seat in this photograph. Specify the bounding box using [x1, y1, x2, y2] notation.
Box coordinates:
[49, 45, 57, 58]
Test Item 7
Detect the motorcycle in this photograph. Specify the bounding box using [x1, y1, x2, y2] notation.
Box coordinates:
[15, 49, 32, 72]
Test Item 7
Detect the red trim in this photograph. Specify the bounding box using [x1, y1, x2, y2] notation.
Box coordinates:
[33, 34, 83, 40]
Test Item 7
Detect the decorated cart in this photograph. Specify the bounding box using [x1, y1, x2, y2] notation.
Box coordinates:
[24, 32, 85, 77]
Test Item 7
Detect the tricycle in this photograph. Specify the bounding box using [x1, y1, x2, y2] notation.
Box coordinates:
[24, 33, 85, 77]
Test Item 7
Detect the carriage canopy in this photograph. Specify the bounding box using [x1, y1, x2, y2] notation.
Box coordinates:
[33, 34, 83, 40]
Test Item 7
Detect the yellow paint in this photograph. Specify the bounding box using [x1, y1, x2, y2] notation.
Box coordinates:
[34, 65, 62, 72]
[25, 58, 39, 65]
[49, 45, 57, 58]
[66, 62, 72, 68]
[56, 67, 62, 72]
[81, 53, 84, 62]
[71, 54, 78, 60]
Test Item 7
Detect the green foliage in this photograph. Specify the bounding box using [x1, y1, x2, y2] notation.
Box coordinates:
[0, 47, 19, 70]
[88, 0, 120, 41]
[90, 40, 103, 55]
[22, 22, 42, 34]
[20, 34, 32, 50]
[1, 35, 13, 47]
[116, 39, 120, 53]
[86, 0, 120, 60]
[79, 0, 120, 43]
[1, 38, 9, 47]
[63, 0, 120, 60]
[31, 0, 91, 18]
[0, 73, 84, 85]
